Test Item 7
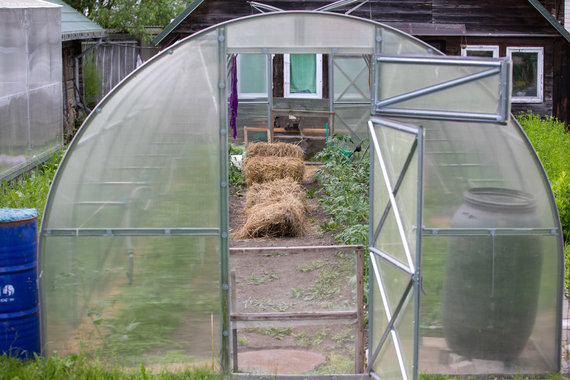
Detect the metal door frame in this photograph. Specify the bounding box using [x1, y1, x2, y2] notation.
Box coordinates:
[367, 117, 423, 380]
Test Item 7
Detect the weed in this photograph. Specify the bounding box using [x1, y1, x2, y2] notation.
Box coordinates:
[299, 260, 326, 273]
[243, 297, 293, 312]
[243, 271, 279, 285]
[332, 328, 354, 346]
[312, 352, 354, 374]
[0, 150, 63, 226]
[263, 252, 286, 257]
[236, 337, 248, 346]
[307, 187, 317, 199]
[293, 327, 329, 347]
[252, 327, 292, 340]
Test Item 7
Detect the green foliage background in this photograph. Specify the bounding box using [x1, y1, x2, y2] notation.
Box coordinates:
[516, 112, 570, 293]
[67, 0, 191, 42]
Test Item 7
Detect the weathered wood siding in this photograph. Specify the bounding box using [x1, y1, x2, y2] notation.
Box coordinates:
[157, 0, 569, 123]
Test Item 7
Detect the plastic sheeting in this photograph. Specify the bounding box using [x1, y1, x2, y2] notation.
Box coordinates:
[0, 1, 62, 180]
[39, 11, 562, 377]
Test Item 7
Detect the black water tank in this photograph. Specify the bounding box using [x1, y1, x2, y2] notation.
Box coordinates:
[441, 188, 542, 362]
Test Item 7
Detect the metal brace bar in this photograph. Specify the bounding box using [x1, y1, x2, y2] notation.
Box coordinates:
[371, 138, 418, 246]
[369, 121, 415, 273]
[369, 247, 413, 276]
[422, 227, 558, 236]
[368, 253, 413, 377]
[375, 67, 500, 108]
[43, 228, 220, 237]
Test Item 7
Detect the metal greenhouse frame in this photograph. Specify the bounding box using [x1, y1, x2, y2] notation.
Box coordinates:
[39, 11, 564, 380]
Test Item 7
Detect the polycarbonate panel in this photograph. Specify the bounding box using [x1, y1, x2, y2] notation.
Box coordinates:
[334, 104, 370, 141]
[416, 115, 562, 375]
[0, 4, 62, 180]
[377, 258, 412, 315]
[43, 30, 220, 230]
[419, 236, 560, 375]
[381, 28, 436, 56]
[369, 118, 421, 380]
[226, 12, 375, 54]
[421, 117, 560, 228]
[333, 55, 370, 102]
[374, 56, 509, 122]
[40, 27, 224, 367]
[236, 102, 269, 142]
[374, 209, 408, 267]
[372, 289, 414, 380]
[41, 236, 220, 367]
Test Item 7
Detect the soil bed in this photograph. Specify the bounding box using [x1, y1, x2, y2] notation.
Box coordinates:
[229, 164, 362, 374]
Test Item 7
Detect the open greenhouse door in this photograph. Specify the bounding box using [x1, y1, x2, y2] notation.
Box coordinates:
[367, 54, 512, 380]
[368, 117, 423, 380]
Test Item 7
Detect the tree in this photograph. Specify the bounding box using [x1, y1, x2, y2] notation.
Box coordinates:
[67, 0, 190, 42]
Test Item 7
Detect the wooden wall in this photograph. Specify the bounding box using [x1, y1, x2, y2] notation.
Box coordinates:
[62, 41, 82, 142]
[158, 0, 569, 124]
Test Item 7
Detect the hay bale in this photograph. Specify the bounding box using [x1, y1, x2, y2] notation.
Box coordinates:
[245, 178, 307, 211]
[242, 156, 304, 187]
[245, 142, 304, 160]
[236, 193, 308, 238]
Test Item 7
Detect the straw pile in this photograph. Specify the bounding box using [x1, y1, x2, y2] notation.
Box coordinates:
[242, 156, 304, 187]
[236, 193, 308, 238]
[245, 178, 309, 212]
[236, 142, 310, 239]
[245, 142, 304, 160]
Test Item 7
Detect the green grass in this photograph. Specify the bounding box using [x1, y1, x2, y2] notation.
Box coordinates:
[0, 354, 220, 379]
[0, 150, 63, 226]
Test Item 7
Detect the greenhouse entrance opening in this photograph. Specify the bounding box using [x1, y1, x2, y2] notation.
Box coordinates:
[39, 11, 563, 380]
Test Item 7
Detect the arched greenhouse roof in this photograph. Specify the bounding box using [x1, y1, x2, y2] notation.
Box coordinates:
[39, 11, 563, 379]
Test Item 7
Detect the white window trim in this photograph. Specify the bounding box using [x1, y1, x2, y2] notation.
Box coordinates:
[506, 46, 544, 103]
[237, 54, 269, 100]
[284, 54, 323, 99]
[460, 45, 499, 58]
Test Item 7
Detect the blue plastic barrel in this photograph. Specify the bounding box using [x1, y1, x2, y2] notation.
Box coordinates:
[0, 208, 40, 359]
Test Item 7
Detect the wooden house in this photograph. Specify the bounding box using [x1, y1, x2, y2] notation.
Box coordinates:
[45, 0, 106, 140]
[153, 0, 570, 127]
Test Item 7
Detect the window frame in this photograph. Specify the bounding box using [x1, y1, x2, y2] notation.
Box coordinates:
[283, 53, 323, 99]
[460, 45, 499, 58]
[236, 53, 269, 100]
[506, 46, 544, 103]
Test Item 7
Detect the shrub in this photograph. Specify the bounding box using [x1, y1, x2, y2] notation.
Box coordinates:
[517, 111, 570, 181]
[553, 171, 570, 243]
[0, 151, 63, 226]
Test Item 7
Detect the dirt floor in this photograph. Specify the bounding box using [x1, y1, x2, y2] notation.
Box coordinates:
[229, 164, 364, 375]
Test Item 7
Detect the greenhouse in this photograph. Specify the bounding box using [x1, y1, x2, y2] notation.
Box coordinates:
[0, 0, 63, 181]
[39, 11, 563, 379]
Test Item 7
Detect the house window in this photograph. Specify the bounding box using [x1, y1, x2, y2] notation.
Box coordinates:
[506, 47, 544, 103]
[284, 54, 323, 99]
[237, 54, 268, 99]
[461, 45, 499, 58]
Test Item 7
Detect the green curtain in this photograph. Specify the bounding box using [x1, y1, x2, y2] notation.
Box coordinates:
[290, 54, 316, 94]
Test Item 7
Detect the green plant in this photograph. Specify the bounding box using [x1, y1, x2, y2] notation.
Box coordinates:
[517, 112, 570, 181]
[228, 144, 245, 186]
[0, 151, 63, 226]
[82, 53, 101, 109]
[553, 171, 570, 243]
[564, 243, 570, 296]
[243, 271, 279, 285]
[0, 353, 220, 379]
[252, 327, 292, 340]
[236, 337, 248, 346]
[315, 133, 369, 255]
[292, 327, 329, 347]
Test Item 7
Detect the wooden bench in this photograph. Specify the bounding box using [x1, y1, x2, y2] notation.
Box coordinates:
[243, 109, 334, 144]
